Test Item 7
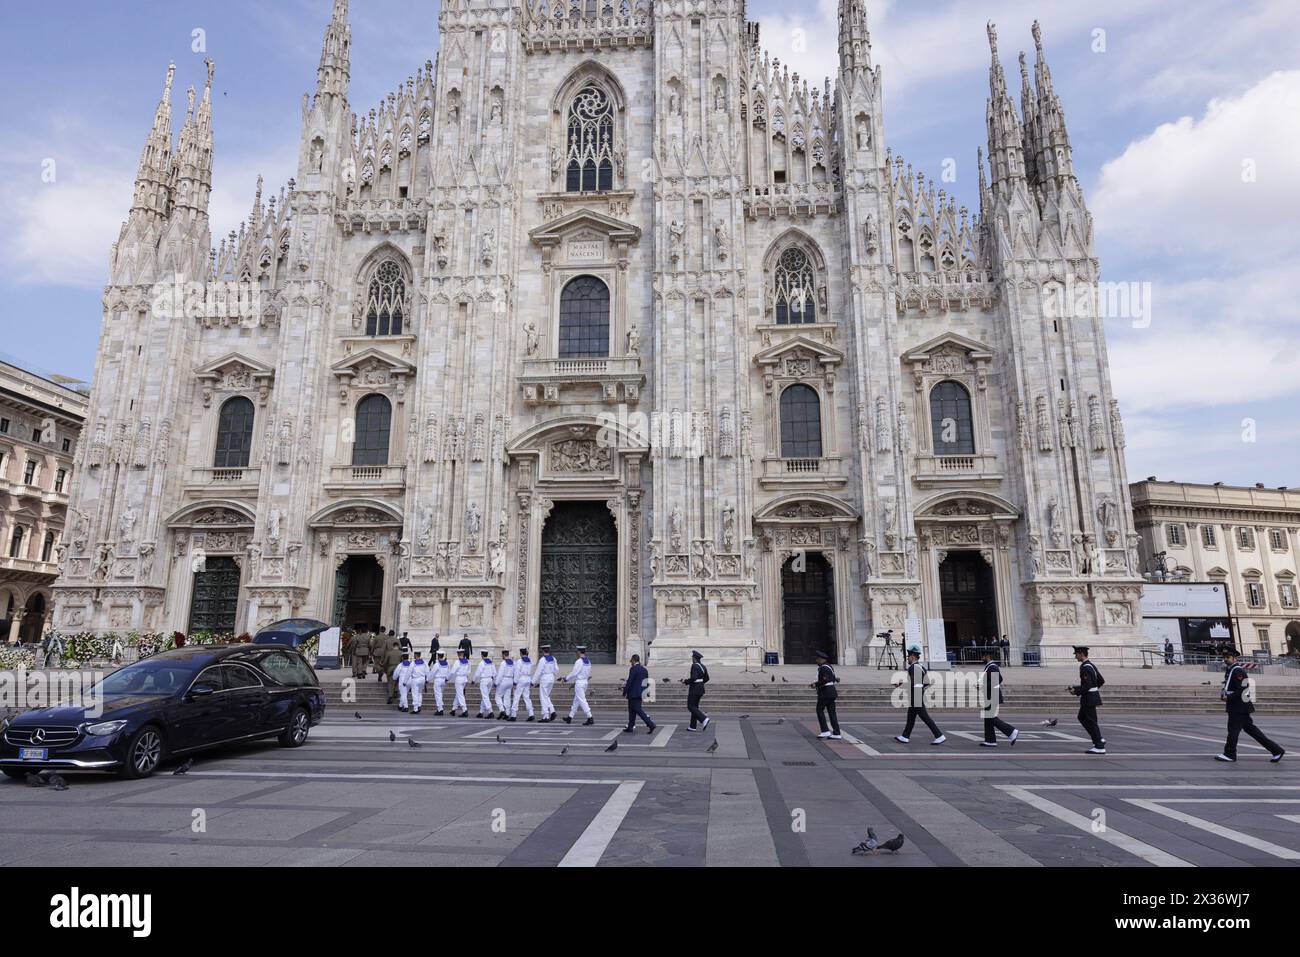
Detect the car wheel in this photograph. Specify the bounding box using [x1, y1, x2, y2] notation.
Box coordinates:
[2, 769, 28, 780]
[278, 707, 310, 748]
[118, 726, 164, 779]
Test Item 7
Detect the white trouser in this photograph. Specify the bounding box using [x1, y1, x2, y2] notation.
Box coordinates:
[478, 679, 495, 713]
[411, 679, 426, 710]
[538, 676, 556, 716]
[453, 677, 468, 713]
[569, 678, 592, 718]
[496, 680, 514, 714]
[512, 679, 535, 717]
[432, 678, 447, 710]
[398, 679, 411, 710]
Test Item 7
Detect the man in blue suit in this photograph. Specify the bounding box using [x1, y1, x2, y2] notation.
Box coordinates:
[622, 654, 656, 734]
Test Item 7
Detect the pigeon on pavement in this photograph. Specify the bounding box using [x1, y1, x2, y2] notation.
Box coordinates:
[706, 740, 719, 754]
[354, 712, 363, 720]
[389, 730, 397, 742]
[559, 747, 568, 756]
[173, 758, 194, 775]
[408, 737, 422, 748]
[46, 773, 69, 791]
[25, 772, 44, 788]
[496, 733, 504, 744]
[770, 675, 775, 683]
[1040, 718, 1058, 727]
[604, 740, 618, 753]
[851, 828, 880, 855]
[880, 833, 905, 853]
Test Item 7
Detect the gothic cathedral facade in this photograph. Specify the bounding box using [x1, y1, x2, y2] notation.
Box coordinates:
[53, 0, 1145, 664]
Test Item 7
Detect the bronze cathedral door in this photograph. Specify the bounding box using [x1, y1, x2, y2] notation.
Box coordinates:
[539, 501, 617, 664]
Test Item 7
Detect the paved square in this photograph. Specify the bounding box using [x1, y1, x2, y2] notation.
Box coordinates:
[1, 708, 1297, 867]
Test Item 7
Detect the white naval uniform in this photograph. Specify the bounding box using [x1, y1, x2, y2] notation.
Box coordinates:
[409, 658, 429, 711]
[512, 656, 535, 718]
[474, 658, 496, 715]
[495, 658, 516, 716]
[430, 658, 451, 711]
[393, 659, 414, 710]
[566, 656, 593, 719]
[450, 657, 472, 713]
[535, 654, 559, 718]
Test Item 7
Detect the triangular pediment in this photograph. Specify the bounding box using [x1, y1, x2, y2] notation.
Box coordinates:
[903, 331, 994, 364]
[194, 352, 275, 382]
[331, 346, 416, 378]
[529, 209, 641, 247]
[753, 334, 844, 368]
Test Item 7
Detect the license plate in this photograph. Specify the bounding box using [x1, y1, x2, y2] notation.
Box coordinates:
[19, 748, 48, 761]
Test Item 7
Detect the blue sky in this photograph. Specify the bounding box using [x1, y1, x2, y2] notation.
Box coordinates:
[1, 0, 1297, 486]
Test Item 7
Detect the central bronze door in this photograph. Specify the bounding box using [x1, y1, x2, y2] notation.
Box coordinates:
[782, 552, 836, 664]
[188, 557, 241, 634]
[539, 501, 617, 663]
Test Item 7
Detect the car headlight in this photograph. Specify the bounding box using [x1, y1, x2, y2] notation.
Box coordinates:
[84, 720, 128, 737]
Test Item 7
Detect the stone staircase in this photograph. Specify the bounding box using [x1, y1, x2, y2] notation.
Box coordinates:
[323, 677, 1300, 715]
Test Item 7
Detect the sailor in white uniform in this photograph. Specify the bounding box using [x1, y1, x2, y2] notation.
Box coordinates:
[563, 645, 594, 726]
[392, 652, 415, 713]
[495, 652, 517, 721]
[429, 652, 451, 715]
[449, 651, 472, 717]
[474, 650, 496, 718]
[409, 653, 430, 714]
[512, 648, 536, 721]
[534, 644, 559, 722]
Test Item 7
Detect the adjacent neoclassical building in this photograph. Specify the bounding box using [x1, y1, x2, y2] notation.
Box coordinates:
[1132, 480, 1300, 656]
[54, 0, 1145, 664]
[1, 358, 87, 643]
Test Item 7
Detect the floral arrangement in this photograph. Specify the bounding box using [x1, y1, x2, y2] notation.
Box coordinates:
[0, 645, 37, 670]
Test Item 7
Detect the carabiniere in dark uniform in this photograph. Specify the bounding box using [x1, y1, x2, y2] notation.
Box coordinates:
[1069, 645, 1106, 753]
[1216, 648, 1285, 763]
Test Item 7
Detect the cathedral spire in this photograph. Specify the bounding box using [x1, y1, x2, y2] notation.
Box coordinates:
[838, 0, 873, 74]
[314, 0, 351, 107]
[174, 59, 215, 221]
[984, 22, 1027, 193]
[1030, 20, 1076, 182]
[130, 62, 177, 222]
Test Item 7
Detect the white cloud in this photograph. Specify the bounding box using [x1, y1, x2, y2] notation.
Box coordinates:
[1093, 71, 1300, 260]
[0, 143, 134, 287]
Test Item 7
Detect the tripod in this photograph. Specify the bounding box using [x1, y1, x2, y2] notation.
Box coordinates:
[874, 631, 900, 671]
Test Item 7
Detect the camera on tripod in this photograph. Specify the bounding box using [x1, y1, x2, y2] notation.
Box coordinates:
[877, 629, 895, 646]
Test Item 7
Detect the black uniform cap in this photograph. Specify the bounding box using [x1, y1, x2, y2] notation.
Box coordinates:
[1072, 646, 1090, 654]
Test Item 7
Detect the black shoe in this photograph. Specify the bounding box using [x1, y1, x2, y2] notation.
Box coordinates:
[527, 715, 535, 722]
[646, 726, 655, 734]
[624, 728, 636, 734]
[583, 717, 594, 726]
[563, 716, 572, 724]
[434, 710, 444, 716]
[1272, 750, 1286, 763]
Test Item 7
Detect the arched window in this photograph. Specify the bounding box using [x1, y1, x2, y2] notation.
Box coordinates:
[774, 247, 817, 324]
[365, 260, 406, 336]
[41, 532, 55, 563]
[929, 381, 975, 455]
[558, 276, 610, 358]
[566, 85, 615, 193]
[352, 394, 393, 466]
[213, 396, 255, 469]
[780, 384, 823, 459]
[8, 526, 24, 559]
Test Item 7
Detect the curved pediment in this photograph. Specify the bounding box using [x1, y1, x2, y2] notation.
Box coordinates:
[506, 414, 649, 459]
[914, 491, 1020, 520]
[754, 493, 859, 523]
[308, 499, 405, 528]
[165, 501, 258, 528]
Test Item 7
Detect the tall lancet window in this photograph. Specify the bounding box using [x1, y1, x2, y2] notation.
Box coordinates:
[566, 85, 615, 193]
[774, 247, 817, 324]
[365, 260, 406, 336]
